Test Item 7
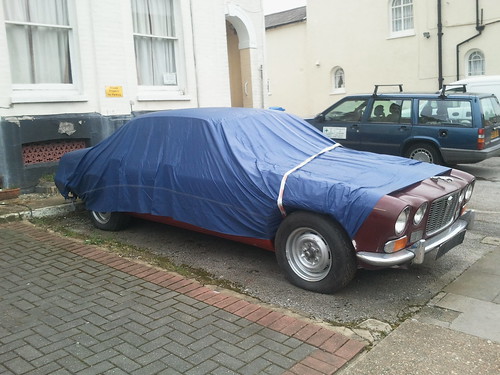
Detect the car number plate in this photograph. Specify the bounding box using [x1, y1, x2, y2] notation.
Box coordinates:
[492, 129, 499, 139]
[436, 230, 466, 260]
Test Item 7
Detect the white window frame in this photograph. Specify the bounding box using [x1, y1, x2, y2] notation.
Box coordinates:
[389, 0, 415, 39]
[330, 67, 345, 95]
[467, 50, 485, 76]
[3, 0, 85, 103]
[132, 0, 188, 102]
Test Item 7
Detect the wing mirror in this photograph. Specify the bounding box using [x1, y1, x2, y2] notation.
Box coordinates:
[315, 113, 325, 123]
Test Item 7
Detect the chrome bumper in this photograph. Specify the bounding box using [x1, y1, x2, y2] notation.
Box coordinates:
[356, 210, 475, 267]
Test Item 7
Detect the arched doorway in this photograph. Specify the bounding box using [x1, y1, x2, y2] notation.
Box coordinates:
[226, 21, 244, 107]
[225, 5, 256, 108]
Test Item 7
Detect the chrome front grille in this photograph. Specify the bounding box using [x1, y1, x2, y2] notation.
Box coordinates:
[426, 191, 461, 236]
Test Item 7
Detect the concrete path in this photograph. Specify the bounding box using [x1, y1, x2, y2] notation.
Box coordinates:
[338, 245, 500, 375]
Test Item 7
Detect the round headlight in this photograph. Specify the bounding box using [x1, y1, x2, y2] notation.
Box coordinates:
[464, 184, 474, 202]
[459, 189, 466, 204]
[395, 207, 410, 236]
[413, 203, 428, 226]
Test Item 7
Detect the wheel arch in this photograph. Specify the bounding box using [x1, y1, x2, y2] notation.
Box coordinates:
[276, 209, 352, 241]
[402, 138, 445, 163]
[401, 137, 442, 156]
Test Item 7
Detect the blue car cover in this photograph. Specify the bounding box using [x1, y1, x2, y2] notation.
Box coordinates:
[55, 108, 449, 239]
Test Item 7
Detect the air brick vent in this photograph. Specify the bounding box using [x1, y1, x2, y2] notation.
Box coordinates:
[22, 139, 87, 165]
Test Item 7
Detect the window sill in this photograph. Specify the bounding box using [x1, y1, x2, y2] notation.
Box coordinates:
[11, 91, 88, 104]
[387, 30, 416, 40]
[136, 90, 192, 102]
[330, 88, 346, 95]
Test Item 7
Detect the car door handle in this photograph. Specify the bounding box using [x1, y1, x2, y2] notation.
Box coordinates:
[399, 125, 409, 131]
[351, 124, 360, 132]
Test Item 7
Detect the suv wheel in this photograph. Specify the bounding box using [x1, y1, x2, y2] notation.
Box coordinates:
[405, 143, 442, 165]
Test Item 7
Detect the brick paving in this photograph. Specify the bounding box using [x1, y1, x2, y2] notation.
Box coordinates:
[0, 222, 364, 375]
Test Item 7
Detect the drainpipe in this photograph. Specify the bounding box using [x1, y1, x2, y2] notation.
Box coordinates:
[190, 0, 201, 107]
[259, 64, 265, 109]
[437, 0, 443, 89]
[455, 0, 484, 80]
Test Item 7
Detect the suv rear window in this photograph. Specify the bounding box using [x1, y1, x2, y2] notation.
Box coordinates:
[418, 99, 472, 127]
[480, 97, 500, 127]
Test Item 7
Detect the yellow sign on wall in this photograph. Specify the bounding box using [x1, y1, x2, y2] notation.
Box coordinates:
[105, 86, 123, 97]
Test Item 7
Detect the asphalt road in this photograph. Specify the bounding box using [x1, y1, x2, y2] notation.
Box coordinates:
[55, 157, 500, 326]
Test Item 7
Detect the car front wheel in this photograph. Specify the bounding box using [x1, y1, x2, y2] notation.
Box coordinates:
[90, 211, 130, 231]
[275, 212, 356, 294]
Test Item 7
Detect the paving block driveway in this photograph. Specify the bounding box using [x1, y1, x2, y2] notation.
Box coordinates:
[0, 222, 364, 375]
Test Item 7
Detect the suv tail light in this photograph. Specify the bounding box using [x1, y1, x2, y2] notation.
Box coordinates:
[477, 128, 485, 150]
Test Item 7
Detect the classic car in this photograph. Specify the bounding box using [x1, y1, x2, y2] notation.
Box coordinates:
[55, 108, 475, 293]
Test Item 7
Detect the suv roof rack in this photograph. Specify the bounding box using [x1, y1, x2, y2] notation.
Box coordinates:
[373, 84, 403, 96]
[439, 83, 467, 98]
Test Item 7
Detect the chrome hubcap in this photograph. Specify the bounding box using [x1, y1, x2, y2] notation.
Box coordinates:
[92, 211, 111, 225]
[286, 228, 332, 282]
[410, 149, 432, 163]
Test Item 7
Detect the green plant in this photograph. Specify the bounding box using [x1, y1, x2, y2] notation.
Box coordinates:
[39, 173, 55, 183]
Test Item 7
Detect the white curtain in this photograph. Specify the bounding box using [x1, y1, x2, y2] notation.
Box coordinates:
[391, 0, 413, 32]
[3, 0, 71, 84]
[468, 52, 485, 76]
[132, 0, 177, 86]
[402, 0, 413, 30]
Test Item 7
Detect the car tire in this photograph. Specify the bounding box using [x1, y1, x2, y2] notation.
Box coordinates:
[405, 143, 442, 165]
[275, 211, 356, 294]
[89, 211, 130, 231]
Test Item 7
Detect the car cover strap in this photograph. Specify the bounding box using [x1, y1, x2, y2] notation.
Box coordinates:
[277, 143, 341, 217]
